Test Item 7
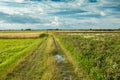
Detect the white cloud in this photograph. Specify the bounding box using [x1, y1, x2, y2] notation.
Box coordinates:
[3, 0, 24, 3]
[14, 0, 24, 3]
[0, 6, 22, 15]
[100, 11, 106, 16]
[0, 20, 5, 23]
[0, 3, 44, 15]
[79, 18, 99, 23]
[51, 16, 60, 27]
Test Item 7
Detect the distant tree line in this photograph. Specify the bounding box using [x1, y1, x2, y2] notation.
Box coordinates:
[89, 28, 120, 31]
[21, 29, 32, 31]
[0, 28, 120, 31]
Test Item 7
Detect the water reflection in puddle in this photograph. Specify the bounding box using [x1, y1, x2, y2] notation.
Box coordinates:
[54, 55, 65, 62]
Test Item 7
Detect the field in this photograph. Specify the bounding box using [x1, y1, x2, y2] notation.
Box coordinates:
[0, 30, 120, 80]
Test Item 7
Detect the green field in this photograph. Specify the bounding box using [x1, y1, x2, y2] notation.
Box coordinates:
[0, 31, 120, 80]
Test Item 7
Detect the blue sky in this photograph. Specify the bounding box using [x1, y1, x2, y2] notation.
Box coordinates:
[0, 0, 120, 29]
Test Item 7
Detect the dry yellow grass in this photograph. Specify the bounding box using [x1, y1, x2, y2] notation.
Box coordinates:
[0, 33, 41, 38]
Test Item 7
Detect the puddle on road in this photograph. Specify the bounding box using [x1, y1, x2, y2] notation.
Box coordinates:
[54, 55, 73, 80]
[54, 55, 65, 62]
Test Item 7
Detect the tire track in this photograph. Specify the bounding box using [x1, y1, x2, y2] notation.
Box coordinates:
[3, 37, 48, 80]
[54, 36, 91, 80]
[1, 35, 84, 80]
[53, 36, 79, 80]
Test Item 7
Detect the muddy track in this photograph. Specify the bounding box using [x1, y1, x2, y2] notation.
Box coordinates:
[1, 35, 82, 80]
[53, 37, 80, 80]
[54, 36, 91, 80]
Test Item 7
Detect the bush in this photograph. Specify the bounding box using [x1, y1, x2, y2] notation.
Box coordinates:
[39, 33, 48, 38]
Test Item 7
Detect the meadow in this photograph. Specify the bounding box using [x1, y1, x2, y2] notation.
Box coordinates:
[0, 30, 119, 80]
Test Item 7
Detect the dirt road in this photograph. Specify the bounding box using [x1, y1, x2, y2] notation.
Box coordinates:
[1, 35, 84, 80]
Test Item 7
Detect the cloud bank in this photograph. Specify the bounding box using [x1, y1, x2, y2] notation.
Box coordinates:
[0, 0, 120, 29]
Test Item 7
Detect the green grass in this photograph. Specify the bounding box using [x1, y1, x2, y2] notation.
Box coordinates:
[56, 33, 120, 80]
[0, 38, 44, 78]
[0, 39, 34, 63]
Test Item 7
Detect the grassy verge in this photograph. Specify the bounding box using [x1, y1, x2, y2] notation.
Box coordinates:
[56, 33, 120, 80]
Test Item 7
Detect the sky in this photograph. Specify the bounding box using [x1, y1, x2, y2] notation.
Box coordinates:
[0, 0, 120, 30]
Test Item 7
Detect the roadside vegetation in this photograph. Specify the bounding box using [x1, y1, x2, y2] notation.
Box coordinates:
[56, 33, 120, 80]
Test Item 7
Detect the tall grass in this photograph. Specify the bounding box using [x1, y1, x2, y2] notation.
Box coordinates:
[56, 33, 120, 80]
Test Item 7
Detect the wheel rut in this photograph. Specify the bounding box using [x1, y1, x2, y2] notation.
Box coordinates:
[3, 37, 48, 80]
[1, 35, 80, 80]
[53, 37, 79, 80]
